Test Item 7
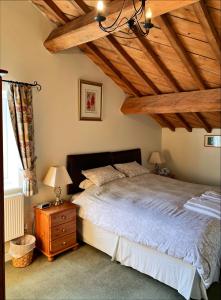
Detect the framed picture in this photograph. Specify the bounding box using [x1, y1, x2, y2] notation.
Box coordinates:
[204, 135, 221, 147]
[79, 79, 103, 121]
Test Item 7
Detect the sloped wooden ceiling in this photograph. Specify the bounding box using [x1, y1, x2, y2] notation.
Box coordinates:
[32, 0, 221, 132]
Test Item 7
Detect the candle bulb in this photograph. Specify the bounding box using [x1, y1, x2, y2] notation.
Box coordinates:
[143, 7, 153, 29]
[97, 0, 104, 13]
[145, 7, 152, 21]
[95, 0, 106, 22]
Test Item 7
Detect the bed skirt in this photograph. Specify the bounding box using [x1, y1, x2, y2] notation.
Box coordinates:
[77, 217, 219, 300]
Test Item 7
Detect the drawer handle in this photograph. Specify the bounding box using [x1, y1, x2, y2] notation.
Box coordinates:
[62, 228, 65, 232]
[62, 241, 67, 245]
[61, 215, 66, 220]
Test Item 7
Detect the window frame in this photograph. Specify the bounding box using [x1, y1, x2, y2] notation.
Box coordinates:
[2, 86, 22, 194]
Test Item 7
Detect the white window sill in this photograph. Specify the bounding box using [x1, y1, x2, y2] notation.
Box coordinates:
[4, 188, 22, 197]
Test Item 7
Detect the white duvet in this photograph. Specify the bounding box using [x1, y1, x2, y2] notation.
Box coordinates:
[73, 174, 221, 288]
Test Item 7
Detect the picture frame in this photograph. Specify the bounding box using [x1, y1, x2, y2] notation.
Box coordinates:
[204, 135, 221, 148]
[79, 79, 103, 121]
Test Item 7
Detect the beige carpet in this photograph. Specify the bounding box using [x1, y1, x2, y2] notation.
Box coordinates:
[5, 244, 220, 300]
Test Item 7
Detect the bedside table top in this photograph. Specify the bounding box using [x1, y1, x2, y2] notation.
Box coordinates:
[35, 201, 76, 215]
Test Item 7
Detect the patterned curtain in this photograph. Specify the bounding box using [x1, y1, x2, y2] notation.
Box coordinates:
[8, 84, 38, 196]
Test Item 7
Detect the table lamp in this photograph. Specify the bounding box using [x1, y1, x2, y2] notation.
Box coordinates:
[148, 151, 165, 173]
[43, 166, 73, 206]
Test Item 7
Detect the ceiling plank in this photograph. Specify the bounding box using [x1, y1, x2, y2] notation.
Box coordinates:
[133, 27, 181, 92]
[43, 0, 200, 52]
[192, 112, 212, 132]
[105, 35, 160, 95]
[175, 113, 192, 132]
[156, 14, 206, 90]
[121, 88, 221, 114]
[150, 114, 176, 131]
[193, 0, 221, 62]
[81, 42, 142, 96]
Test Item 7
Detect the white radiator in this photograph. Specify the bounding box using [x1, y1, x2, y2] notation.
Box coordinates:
[4, 193, 24, 242]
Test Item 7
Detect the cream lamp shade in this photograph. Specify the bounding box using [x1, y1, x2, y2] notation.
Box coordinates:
[148, 152, 165, 165]
[43, 166, 72, 187]
[43, 166, 73, 206]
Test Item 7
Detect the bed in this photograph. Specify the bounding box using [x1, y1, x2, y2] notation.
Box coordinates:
[67, 149, 220, 300]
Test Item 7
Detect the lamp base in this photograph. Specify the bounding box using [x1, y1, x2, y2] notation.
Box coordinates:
[154, 164, 161, 174]
[53, 187, 63, 206]
[54, 199, 63, 206]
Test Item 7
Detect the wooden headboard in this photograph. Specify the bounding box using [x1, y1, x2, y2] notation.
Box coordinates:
[66, 148, 141, 194]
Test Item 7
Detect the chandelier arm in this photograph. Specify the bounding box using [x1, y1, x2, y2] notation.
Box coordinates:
[132, 0, 145, 16]
[99, 22, 126, 33]
[116, 17, 130, 28]
[96, 0, 152, 38]
[128, 0, 143, 22]
[99, 25, 118, 33]
[113, 32, 142, 39]
[100, 15, 132, 33]
[99, 0, 126, 31]
[134, 7, 144, 23]
[135, 19, 147, 36]
[99, 19, 128, 33]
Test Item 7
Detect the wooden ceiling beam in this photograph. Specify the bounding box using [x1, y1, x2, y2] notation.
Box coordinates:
[156, 14, 206, 90]
[133, 27, 181, 92]
[193, 0, 221, 62]
[106, 35, 160, 95]
[132, 27, 193, 132]
[175, 113, 192, 132]
[40, 1, 140, 96]
[192, 112, 212, 132]
[81, 42, 142, 97]
[71, 0, 91, 14]
[132, 30, 193, 131]
[73, 0, 177, 132]
[149, 114, 176, 131]
[121, 88, 221, 114]
[44, 0, 69, 22]
[43, 0, 200, 52]
[32, 0, 70, 25]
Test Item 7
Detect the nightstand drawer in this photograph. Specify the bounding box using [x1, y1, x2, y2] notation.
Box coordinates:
[50, 233, 76, 253]
[51, 221, 75, 240]
[51, 209, 75, 227]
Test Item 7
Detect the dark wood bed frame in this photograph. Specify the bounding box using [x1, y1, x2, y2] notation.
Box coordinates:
[67, 148, 141, 194]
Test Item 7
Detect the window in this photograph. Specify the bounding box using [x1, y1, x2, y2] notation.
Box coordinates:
[2, 84, 22, 193]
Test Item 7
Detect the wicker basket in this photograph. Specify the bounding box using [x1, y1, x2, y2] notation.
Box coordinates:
[12, 249, 34, 268]
[10, 235, 36, 268]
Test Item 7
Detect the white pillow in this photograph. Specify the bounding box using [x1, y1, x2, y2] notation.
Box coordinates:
[82, 165, 125, 186]
[114, 161, 150, 178]
[79, 179, 94, 190]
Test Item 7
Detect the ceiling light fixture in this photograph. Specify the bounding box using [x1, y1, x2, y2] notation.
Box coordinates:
[95, 0, 154, 38]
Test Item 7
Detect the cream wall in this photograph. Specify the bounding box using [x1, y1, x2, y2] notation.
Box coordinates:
[162, 128, 221, 186]
[1, 0, 161, 229]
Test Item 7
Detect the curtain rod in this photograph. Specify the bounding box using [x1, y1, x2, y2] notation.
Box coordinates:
[2, 79, 42, 91]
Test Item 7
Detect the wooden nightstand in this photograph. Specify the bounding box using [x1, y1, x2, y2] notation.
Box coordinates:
[35, 202, 78, 261]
